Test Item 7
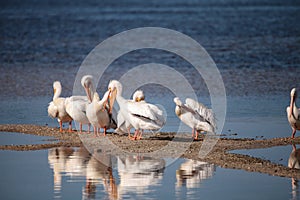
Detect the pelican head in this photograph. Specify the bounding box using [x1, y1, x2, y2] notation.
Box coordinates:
[174, 97, 183, 116]
[133, 90, 145, 102]
[81, 75, 94, 102]
[291, 88, 297, 98]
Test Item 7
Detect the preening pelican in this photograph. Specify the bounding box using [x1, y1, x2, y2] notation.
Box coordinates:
[82, 75, 117, 136]
[48, 81, 73, 132]
[174, 97, 216, 140]
[108, 80, 165, 140]
[65, 95, 90, 133]
[115, 90, 145, 137]
[287, 88, 300, 138]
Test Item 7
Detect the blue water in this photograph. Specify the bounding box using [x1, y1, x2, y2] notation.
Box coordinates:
[0, 94, 292, 139]
[0, 132, 55, 146]
[231, 144, 300, 167]
[0, 148, 298, 200]
[0, 0, 299, 97]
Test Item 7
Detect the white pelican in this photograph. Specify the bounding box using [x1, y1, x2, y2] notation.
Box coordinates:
[65, 95, 90, 133]
[287, 88, 300, 138]
[82, 75, 117, 136]
[108, 80, 165, 140]
[174, 97, 216, 140]
[115, 90, 145, 137]
[48, 81, 73, 132]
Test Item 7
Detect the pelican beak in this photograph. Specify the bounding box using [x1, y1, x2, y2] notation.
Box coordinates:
[103, 90, 111, 108]
[108, 88, 117, 114]
[53, 88, 56, 95]
[84, 85, 92, 103]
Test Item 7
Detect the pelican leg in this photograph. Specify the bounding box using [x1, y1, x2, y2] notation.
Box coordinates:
[88, 123, 91, 134]
[79, 123, 83, 133]
[195, 131, 199, 140]
[292, 127, 296, 139]
[137, 129, 144, 140]
[103, 127, 107, 136]
[59, 121, 63, 132]
[127, 128, 132, 139]
[93, 126, 97, 137]
[192, 128, 195, 138]
[68, 121, 73, 132]
[131, 129, 139, 140]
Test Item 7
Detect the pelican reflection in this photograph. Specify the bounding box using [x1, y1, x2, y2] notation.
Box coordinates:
[117, 155, 165, 198]
[48, 146, 117, 200]
[288, 144, 300, 200]
[176, 160, 215, 189]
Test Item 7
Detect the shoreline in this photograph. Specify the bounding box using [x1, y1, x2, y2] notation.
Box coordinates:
[1, 124, 300, 179]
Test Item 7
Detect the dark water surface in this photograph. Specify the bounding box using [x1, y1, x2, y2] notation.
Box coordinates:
[0, 0, 299, 97]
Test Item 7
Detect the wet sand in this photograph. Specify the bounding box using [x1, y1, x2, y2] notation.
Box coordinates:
[1, 124, 300, 179]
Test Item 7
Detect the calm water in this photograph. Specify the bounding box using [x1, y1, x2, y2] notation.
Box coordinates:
[232, 144, 300, 167]
[0, 147, 298, 200]
[0, 132, 55, 146]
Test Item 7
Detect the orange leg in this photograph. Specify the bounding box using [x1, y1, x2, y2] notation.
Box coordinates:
[127, 128, 132, 139]
[68, 121, 74, 132]
[195, 131, 199, 140]
[93, 126, 97, 137]
[131, 129, 139, 140]
[137, 129, 144, 140]
[59, 121, 63, 132]
[103, 127, 107, 136]
[79, 123, 83, 133]
[87, 123, 91, 134]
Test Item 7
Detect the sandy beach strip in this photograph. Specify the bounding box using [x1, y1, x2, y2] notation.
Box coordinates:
[0, 124, 300, 179]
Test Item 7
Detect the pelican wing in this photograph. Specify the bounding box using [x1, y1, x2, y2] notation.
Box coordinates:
[127, 101, 158, 121]
[146, 103, 166, 126]
[185, 98, 216, 130]
[67, 95, 88, 102]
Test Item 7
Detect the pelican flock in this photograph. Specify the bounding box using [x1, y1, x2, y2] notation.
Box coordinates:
[287, 88, 300, 138]
[48, 75, 300, 140]
[173, 97, 216, 140]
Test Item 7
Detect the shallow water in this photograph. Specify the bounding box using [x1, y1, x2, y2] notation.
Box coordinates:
[0, 94, 292, 139]
[0, 132, 55, 146]
[0, 147, 298, 200]
[231, 144, 300, 167]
